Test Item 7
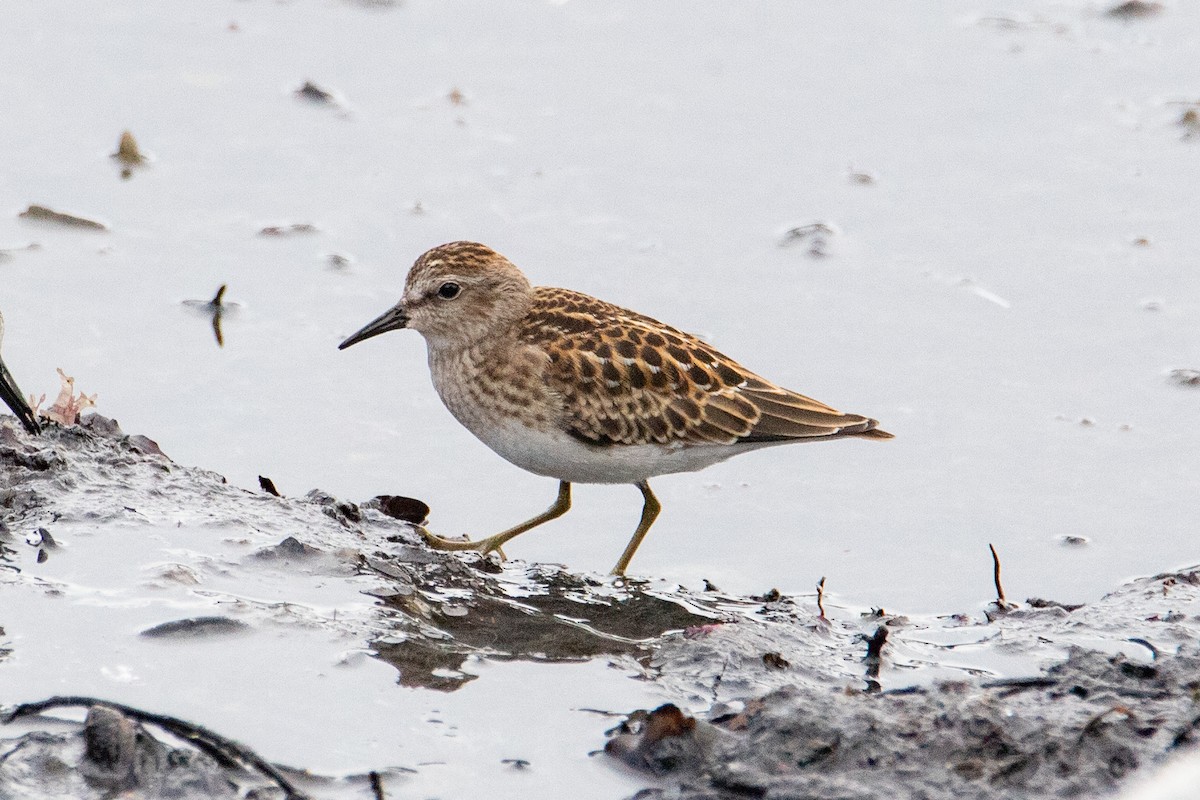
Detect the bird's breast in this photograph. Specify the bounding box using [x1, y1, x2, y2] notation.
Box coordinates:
[428, 342, 559, 437]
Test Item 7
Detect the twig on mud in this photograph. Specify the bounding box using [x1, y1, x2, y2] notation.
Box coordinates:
[1080, 705, 1134, 740]
[989, 543, 1010, 609]
[816, 576, 827, 620]
[369, 770, 386, 800]
[980, 676, 1058, 692]
[3, 696, 310, 800]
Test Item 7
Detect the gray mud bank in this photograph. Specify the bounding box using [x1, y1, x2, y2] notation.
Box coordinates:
[2, 417, 1198, 799]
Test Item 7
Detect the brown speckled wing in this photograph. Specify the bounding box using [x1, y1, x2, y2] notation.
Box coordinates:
[520, 287, 892, 448]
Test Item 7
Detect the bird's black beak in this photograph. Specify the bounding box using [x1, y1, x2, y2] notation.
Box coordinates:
[338, 304, 409, 350]
[0, 357, 40, 434]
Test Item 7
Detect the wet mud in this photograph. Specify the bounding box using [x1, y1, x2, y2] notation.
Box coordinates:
[2, 416, 1199, 799]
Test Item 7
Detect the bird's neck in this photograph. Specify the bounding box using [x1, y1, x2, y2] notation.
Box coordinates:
[424, 326, 513, 372]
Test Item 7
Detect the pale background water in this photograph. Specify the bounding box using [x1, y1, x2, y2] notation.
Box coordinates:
[1, 1, 1198, 795]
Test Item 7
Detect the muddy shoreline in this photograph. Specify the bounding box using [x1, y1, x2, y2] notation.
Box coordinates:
[2, 416, 1198, 799]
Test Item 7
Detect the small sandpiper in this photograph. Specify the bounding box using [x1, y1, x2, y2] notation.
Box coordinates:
[0, 310, 40, 434]
[340, 241, 891, 575]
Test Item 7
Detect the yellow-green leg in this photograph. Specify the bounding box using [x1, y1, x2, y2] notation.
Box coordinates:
[418, 481, 572, 559]
[611, 481, 661, 576]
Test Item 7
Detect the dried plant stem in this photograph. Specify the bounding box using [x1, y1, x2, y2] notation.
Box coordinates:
[989, 543, 1006, 606]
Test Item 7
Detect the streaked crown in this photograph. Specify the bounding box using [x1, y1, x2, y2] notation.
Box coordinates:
[402, 242, 533, 345]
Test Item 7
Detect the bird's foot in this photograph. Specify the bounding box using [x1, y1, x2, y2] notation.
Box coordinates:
[415, 526, 508, 559]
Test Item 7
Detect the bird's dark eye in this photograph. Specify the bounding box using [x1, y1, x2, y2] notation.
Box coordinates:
[437, 282, 461, 299]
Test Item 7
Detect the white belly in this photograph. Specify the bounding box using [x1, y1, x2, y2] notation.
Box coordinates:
[460, 416, 763, 485]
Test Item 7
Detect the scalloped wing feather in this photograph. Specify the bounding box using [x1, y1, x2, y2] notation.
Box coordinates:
[520, 288, 892, 448]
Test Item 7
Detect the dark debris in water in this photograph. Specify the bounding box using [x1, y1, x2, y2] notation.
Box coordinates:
[1166, 368, 1200, 388]
[18, 205, 108, 231]
[181, 285, 235, 348]
[1106, 1, 1163, 19]
[295, 80, 335, 105]
[139, 616, 250, 639]
[258, 222, 318, 237]
[370, 494, 430, 524]
[110, 130, 148, 180]
[1180, 107, 1200, 140]
[778, 222, 836, 257]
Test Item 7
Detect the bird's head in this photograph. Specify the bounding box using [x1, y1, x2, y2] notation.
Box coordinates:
[338, 241, 533, 351]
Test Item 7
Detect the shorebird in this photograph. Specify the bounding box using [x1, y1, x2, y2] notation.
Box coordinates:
[339, 242, 891, 575]
[0, 310, 41, 434]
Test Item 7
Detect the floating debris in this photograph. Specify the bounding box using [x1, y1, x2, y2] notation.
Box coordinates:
[326, 253, 352, 270]
[295, 80, 336, 105]
[140, 616, 250, 639]
[1180, 107, 1200, 140]
[182, 285, 239, 348]
[18, 205, 107, 231]
[111, 130, 148, 180]
[848, 168, 876, 185]
[1166, 368, 1200, 388]
[448, 87, 467, 105]
[1106, 1, 1163, 19]
[778, 222, 837, 258]
[259, 223, 318, 237]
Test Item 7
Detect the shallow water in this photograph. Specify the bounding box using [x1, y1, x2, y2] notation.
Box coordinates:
[1, 0, 1198, 792]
